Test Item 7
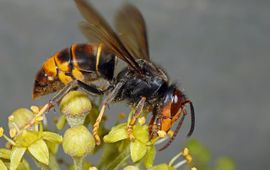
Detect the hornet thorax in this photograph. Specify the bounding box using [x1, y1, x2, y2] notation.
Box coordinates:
[112, 59, 169, 106]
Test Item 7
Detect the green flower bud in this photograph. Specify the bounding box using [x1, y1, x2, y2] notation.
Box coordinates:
[60, 91, 92, 127]
[63, 125, 95, 158]
[8, 108, 34, 130]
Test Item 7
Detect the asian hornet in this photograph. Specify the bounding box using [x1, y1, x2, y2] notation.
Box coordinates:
[33, 0, 195, 150]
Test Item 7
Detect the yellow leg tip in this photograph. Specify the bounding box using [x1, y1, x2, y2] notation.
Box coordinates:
[94, 134, 101, 145]
[128, 133, 136, 142]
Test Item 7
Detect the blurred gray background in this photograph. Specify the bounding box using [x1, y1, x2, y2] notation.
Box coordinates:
[0, 0, 270, 169]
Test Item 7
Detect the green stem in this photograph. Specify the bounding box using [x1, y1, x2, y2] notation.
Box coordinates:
[73, 157, 84, 170]
[48, 153, 60, 170]
[107, 146, 130, 170]
[3, 135, 16, 146]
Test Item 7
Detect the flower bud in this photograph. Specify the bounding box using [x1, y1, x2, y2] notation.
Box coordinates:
[60, 91, 92, 127]
[0, 127, 4, 137]
[185, 155, 193, 163]
[182, 147, 189, 156]
[9, 128, 17, 138]
[8, 108, 34, 130]
[63, 125, 95, 158]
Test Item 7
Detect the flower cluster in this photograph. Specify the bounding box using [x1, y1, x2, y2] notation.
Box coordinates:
[0, 108, 62, 170]
[0, 90, 196, 170]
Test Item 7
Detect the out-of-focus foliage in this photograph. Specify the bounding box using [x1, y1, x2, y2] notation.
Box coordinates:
[185, 139, 235, 170]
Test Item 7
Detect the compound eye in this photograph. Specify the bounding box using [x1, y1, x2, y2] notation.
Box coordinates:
[170, 89, 182, 117]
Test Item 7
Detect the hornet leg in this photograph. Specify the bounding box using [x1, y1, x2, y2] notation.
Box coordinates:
[127, 97, 146, 141]
[93, 82, 124, 145]
[49, 80, 104, 108]
[149, 106, 158, 139]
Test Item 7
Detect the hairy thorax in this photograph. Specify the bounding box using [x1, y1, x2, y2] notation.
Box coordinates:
[113, 60, 169, 106]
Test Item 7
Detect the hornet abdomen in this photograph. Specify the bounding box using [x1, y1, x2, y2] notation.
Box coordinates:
[33, 43, 115, 99]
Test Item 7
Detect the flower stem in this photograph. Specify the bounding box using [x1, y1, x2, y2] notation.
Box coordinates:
[3, 135, 16, 146]
[48, 153, 60, 170]
[73, 157, 84, 170]
[173, 160, 187, 169]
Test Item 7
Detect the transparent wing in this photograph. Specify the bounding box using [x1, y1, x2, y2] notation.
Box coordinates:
[75, 0, 141, 73]
[115, 4, 150, 60]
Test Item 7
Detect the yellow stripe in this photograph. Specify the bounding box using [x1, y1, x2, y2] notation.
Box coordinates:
[96, 43, 103, 72]
[71, 44, 79, 68]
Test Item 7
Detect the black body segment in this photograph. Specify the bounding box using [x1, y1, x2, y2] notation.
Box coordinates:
[72, 44, 96, 72]
[72, 44, 115, 80]
[113, 60, 168, 105]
